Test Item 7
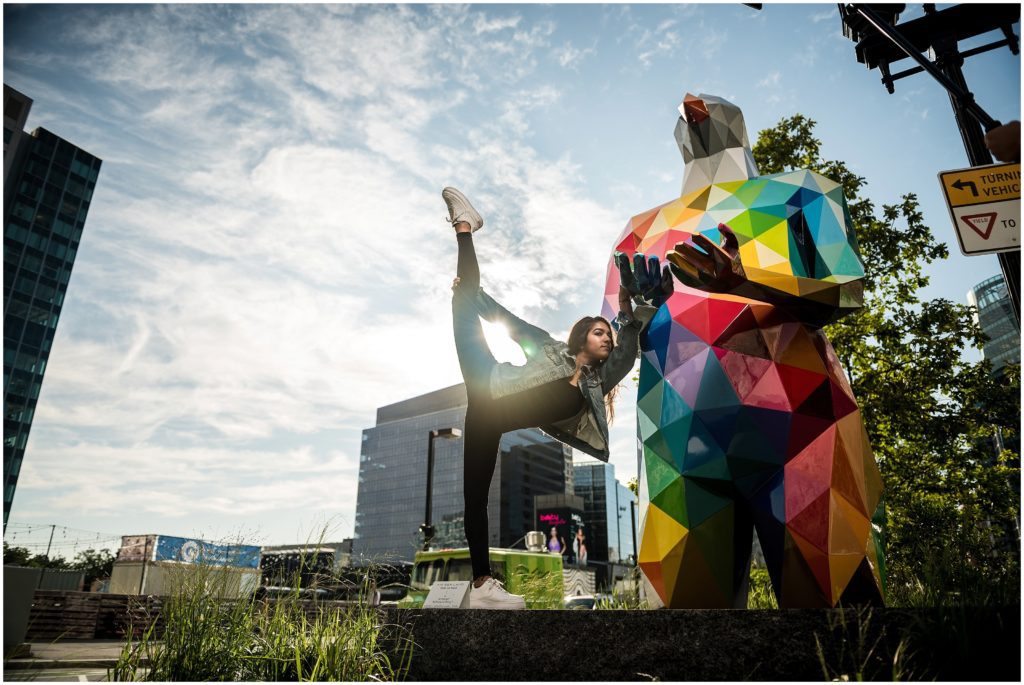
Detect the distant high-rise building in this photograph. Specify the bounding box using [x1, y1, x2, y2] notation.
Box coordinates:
[967, 274, 1020, 377]
[3, 84, 102, 529]
[353, 384, 572, 563]
[572, 459, 637, 570]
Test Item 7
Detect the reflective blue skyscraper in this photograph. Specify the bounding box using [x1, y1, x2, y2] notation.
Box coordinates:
[4, 84, 102, 529]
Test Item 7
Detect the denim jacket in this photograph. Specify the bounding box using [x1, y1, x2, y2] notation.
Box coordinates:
[472, 289, 655, 462]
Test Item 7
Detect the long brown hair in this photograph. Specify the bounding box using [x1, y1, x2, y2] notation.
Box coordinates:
[567, 316, 619, 423]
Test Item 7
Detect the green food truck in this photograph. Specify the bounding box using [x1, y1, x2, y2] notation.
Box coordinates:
[397, 547, 563, 609]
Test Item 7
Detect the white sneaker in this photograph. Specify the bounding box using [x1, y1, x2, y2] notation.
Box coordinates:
[469, 577, 526, 610]
[442, 187, 484, 232]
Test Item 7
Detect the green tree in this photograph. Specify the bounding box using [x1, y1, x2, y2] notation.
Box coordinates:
[3, 542, 34, 566]
[71, 548, 116, 587]
[2, 541, 72, 569]
[752, 115, 1020, 605]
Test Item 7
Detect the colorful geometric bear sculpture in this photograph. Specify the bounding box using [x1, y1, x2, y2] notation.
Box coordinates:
[602, 93, 886, 608]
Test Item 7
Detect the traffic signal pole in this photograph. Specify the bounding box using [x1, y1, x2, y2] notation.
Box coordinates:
[931, 34, 1021, 325]
[843, 4, 1021, 326]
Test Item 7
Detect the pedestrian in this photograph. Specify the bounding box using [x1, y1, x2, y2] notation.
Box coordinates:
[442, 186, 669, 609]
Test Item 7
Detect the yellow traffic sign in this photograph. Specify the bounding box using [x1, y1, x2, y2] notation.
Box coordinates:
[939, 163, 1021, 207]
[938, 162, 1020, 256]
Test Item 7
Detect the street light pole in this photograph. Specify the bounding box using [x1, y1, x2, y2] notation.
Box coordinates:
[420, 427, 462, 552]
[630, 500, 638, 565]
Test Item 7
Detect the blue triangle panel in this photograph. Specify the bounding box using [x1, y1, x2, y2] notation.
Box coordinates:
[694, 350, 740, 410]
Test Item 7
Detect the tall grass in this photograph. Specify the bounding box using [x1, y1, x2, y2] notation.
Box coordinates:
[595, 565, 650, 610]
[746, 566, 778, 609]
[109, 546, 412, 681]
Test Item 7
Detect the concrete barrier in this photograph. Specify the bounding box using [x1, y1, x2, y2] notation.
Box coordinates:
[379, 606, 1020, 681]
[4, 566, 42, 652]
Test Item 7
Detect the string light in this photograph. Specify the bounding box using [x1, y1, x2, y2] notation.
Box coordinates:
[4, 522, 124, 560]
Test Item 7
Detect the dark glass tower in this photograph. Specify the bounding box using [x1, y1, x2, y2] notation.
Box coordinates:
[3, 84, 101, 529]
[967, 273, 1021, 377]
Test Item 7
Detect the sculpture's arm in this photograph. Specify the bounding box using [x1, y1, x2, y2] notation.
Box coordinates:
[667, 222, 863, 329]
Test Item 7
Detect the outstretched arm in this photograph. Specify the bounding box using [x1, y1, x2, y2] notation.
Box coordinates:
[599, 252, 668, 393]
[471, 287, 556, 359]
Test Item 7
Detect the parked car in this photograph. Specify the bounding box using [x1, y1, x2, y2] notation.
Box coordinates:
[563, 593, 596, 610]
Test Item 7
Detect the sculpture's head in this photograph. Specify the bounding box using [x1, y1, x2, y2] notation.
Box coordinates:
[567, 315, 614, 366]
[674, 93, 753, 164]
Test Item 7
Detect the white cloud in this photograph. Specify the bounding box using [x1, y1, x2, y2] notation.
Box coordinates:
[473, 13, 521, 35]
[497, 85, 562, 138]
[757, 71, 781, 88]
[16, 441, 359, 519]
[553, 41, 597, 70]
[810, 8, 836, 23]
[637, 22, 681, 67]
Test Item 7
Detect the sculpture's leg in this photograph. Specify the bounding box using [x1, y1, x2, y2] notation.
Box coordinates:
[749, 410, 885, 607]
[749, 470, 833, 607]
[640, 471, 754, 608]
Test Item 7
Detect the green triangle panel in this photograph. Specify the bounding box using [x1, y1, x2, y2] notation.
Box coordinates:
[637, 407, 660, 442]
[684, 478, 733, 528]
[638, 353, 662, 397]
[708, 192, 750, 213]
[651, 476, 688, 528]
[643, 425, 675, 464]
[660, 413, 695, 469]
[637, 380, 665, 426]
[689, 503, 738, 589]
[686, 454, 733, 482]
[732, 177, 768, 206]
[646, 447, 683, 498]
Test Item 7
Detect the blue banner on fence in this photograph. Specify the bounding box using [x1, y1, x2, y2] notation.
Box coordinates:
[154, 536, 261, 568]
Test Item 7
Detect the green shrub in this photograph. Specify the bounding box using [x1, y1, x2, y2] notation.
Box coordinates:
[110, 546, 412, 681]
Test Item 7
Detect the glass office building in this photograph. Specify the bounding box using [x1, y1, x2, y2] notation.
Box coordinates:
[4, 85, 102, 529]
[353, 383, 572, 563]
[572, 460, 637, 567]
[967, 274, 1020, 377]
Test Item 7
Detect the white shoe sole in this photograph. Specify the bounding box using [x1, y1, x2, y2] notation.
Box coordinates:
[470, 598, 526, 610]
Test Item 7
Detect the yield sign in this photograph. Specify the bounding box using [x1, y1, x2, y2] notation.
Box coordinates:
[937, 162, 1020, 255]
[960, 212, 997, 239]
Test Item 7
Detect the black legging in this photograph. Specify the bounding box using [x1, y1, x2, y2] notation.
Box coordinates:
[452, 233, 577, 579]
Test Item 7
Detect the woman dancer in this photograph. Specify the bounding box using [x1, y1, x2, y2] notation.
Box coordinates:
[442, 187, 670, 609]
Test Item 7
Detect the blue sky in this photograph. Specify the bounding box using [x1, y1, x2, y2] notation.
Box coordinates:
[3, 3, 1020, 557]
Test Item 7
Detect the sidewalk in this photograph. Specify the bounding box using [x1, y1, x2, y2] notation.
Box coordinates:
[4, 640, 146, 670]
